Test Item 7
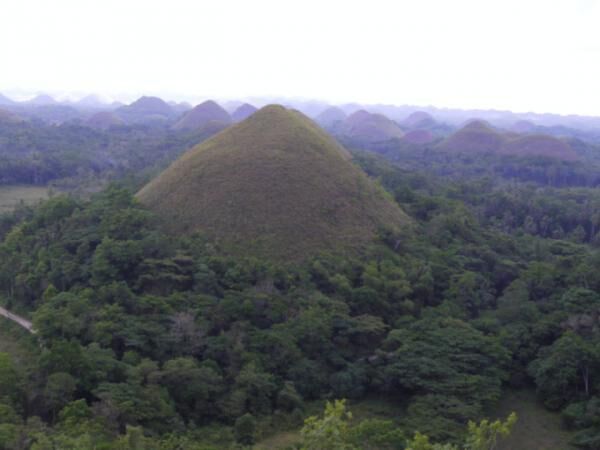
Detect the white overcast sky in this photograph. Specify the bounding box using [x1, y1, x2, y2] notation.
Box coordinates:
[1, 0, 599, 115]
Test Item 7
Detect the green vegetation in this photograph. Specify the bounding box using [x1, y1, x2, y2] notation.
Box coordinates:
[494, 390, 576, 450]
[137, 105, 409, 261]
[2, 105, 600, 448]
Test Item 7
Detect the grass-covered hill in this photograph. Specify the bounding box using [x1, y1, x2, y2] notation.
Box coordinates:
[500, 134, 579, 161]
[172, 100, 232, 130]
[438, 120, 506, 154]
[438, 120, 579, 161]
[116, 96, 176, 124]
[231, 103, 258, 122]
[137, 104, 409, 261]
[403, 129, 435, 144]
[336, 110, 405, 145]
[401, 111, 435, 129]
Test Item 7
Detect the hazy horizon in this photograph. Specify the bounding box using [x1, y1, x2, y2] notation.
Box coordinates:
[2, 0, 600, 116]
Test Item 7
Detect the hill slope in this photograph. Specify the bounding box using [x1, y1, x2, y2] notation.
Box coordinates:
[116, 96, 175, 123]
[172, 100, 231, 130]
[137, 105, 409, 261]
[439, 121, 579, 160]
[438, 120, 506, 154]
[337, 110, 404, 144]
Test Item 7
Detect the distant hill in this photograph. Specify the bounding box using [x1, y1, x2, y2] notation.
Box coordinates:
[86, 111, 124, 129]
[500, 135, 579, 161]
[169, 101, 193, 114]
[401, 111, 435, 129]
[438, 120, 506, 154]
[231, 103, 258, 122]
[439, 121, 579, 161]
[172, 100, 231, 130]
[315, 106, 347, 129]
[24, 105, 81, 124]
[510, 120, 537, 134]
[74, 95, 109, 109]
[116, 96, 176, 123]
[137, 105, 409, 261]
[337, 110, 404, 144]
[403, 129, 435, 144]
[27, 94, 58, 106]
[0, 108, 24, 124]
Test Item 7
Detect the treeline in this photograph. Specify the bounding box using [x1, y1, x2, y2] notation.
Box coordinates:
[0, 122, 221, 189]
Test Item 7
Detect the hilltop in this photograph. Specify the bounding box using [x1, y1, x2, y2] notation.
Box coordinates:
[402, 111, 435, 129]
[315, 106, 347, 129]
[172, 100, 231, 130]
[137, 105, 409, 261]
[337, 110, 404, 145]
[116, 96, 175, 123]
[439, 120, 579, 160]
[438, 120, 506, 154]
[231, 103, 258, 122]
[27, 94, 58, 105]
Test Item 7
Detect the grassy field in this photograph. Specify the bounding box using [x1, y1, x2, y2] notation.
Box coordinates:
[255, 396, 403, 449]
[495, 389, 576, 450]
[255, 391, 576, 450]
[0, 185, 50, 213]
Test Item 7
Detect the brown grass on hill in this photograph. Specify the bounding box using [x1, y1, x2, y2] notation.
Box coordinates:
[172, 100, 231, 130]
[137, 105, 409, 262]
[439, 121, 578, 161]
[499, 134, 578, 161]
[338, 110, 405, 143]
[403, 129, 435, 144]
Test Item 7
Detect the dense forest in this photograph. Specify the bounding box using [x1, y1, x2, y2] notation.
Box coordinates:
[2, 105, 600, 448]
[1, 137, 600, 447]
[0, 120, 225, 192]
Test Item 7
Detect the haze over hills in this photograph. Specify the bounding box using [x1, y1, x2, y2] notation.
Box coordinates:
[315, 106, 347, 129]
[85, 111, 124, 129]
[0, 108, 24, 124]
[403, 129, 436, 144]
[137, 104, 409, 261]
[438, 120, 579, 161]
[0, 93, 14, 105]
[27, 94, 58, 106]
[172, 100, 231, 130]
[115, 96, 176, 123]
[401, 111, 436, 129]
[231, 103, 258, 122]
[335, 109, 405, 145]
